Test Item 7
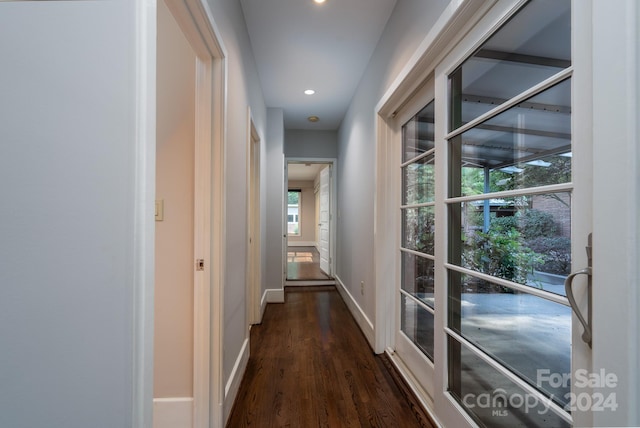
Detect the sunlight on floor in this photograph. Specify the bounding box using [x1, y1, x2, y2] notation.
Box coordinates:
[287, 251, 313, 263]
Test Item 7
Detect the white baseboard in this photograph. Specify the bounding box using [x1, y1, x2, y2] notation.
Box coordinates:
[385, 349, 443, 428]
[153, 397, 193, 428]
[259, 288, 285, 322]
[287, 241, 317, 247]
[264, 287, 284, 303]
[334, 275, 375, 349]
[285, 280, 335, 286]
[223, 338, 250, 424]
[260, 289, 268, 320]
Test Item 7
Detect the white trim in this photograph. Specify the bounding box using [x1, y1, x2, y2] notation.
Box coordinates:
[445, 183, 573, 204]
[375, 0, 498, 117]
[223, 338, 250, 424]
[259, 288, 286, 321]
[374, 0, 497, 357]
[287, 241, 317, 247]
[246, 109, 262, 327]
[444, 263, 570, 306]
[159, 2, 227, 427]
[260, 289, 268, 320]
[153, 398, 194, 428]
[264, 288, 285, 304]
[445, 67, 572, 140]
[385, 349, 443, 428]
[133, 0, 156, 427]
[590, 0, 640, 426]
[375, 1, 542, 427]
[285, 280, 336, 286]
[335, 276, 375, 348]
[188, 1, 227, 427]
[285, 157, 337, 284]
[445, 328, 571, 423]
[192, 54, 212, 428]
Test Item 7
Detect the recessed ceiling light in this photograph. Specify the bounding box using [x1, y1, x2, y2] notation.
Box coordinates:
[308, 116, 319, 122]
[314, 0, 326, 4]
[304, 89, 315, 95]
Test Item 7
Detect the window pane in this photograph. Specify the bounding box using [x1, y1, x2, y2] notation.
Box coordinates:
[403, 154, 435, 205]
[451, 79, 571, 198]
[449, 272, 571, 408]
[287, 190, 300, 236]
[450, 0, 571, 130]
[401, 252, 434, 308]
[448, 338, 570, 428]
[450, 192, 571, 293]
[402, 101, 434, 162]
[402, 206, 435, 254]
[401, 294, 434, 361]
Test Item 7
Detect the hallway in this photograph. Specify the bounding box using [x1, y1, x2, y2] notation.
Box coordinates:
[287, 246, 331, 281]
[226, 286, 434, 427]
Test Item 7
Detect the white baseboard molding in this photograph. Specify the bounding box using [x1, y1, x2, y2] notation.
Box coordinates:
[287, 241, 317, 247]
[222, 338, 250, 425]
[223, 338, 250, 424]
[260, 289, 269, 321]
[153, 397, 194, 428]
[334, 275, 375, 349]
[264, 287, 284, 303]
[385, 349, 443, 428]
[285, 280, 335, 286]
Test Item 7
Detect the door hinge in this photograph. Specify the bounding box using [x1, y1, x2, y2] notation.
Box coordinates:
[196, 259, 205, 271]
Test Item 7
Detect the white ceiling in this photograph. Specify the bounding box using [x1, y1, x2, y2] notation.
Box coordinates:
[287, 162, 326, 181]
[240, 0, 397, 131]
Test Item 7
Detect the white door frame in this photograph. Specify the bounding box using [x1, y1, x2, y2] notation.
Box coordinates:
[589, 1, 640, 426]
[318, 165, 332, 276]
[133, 1, 157, 425]
[246, 110, 262, 325]
[148, 1, 227, 427]
[284, 157, 337, 286]
[374, 0, 600, 427]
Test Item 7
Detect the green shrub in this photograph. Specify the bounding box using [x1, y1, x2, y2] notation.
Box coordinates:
[464, 228, 545, 290]
[520, 209, 557, 239]
[489, 209, 556, 239]
[527, 236, 571, 275]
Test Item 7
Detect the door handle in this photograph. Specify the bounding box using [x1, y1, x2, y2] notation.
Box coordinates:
[564, 233, 592, 348]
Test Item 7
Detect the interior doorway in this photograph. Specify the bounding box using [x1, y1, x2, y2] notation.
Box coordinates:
[247, 115, 262, 325]
[285, 159, 336, 286]
[153, 0, 225, 427]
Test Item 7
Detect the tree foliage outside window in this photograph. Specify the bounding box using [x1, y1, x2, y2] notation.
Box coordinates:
[288, 191, 299, 205]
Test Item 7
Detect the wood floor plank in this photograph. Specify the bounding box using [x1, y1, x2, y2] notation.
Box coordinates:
[287, 247, 331, 280]
[226, 286, 436, 428]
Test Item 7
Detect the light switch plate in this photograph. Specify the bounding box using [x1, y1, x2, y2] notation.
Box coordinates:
[155, 199, 164, 221]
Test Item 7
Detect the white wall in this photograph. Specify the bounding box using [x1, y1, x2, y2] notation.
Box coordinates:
[154, 0, 196, 399]
[204, 0, 268, 418]
[336, 0, 451, 345]
[265, 108, 285, 296]
[0, 1, 148, 427]
[285, 129, 337, 158]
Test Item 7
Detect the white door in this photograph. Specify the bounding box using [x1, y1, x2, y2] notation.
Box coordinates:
[319, 166, 331, 275]
[435, 1, 592, 427]
[247, 118, 261, 325]
[383, 1, 598, 427]
[393, 82, 437, 398]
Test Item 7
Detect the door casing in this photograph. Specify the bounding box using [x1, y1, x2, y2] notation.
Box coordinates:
[284, 157, 337, 287]
[374, 0, 603, 427]
[154, 1, 227, 427]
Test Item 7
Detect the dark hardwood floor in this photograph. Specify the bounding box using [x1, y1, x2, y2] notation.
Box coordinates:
[226, 286, 435, 428]
[287, 246, 331, 280]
